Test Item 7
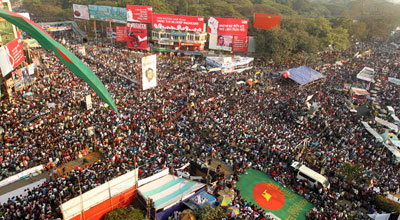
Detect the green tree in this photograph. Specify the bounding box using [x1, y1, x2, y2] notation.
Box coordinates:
[340, 162, 364, 186]
[194, 203, 227, 220]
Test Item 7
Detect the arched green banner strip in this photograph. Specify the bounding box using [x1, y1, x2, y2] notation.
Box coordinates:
[0, 9, 119, 115]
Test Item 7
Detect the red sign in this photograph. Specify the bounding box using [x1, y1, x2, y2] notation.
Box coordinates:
[126, 5, 152, 23]
[207, 17, 248, 36]
[5, 38, 25, 69]
[126, 23, 147, 50]
[254, 13, 281, 30]
[116, 26, 127, 42]
[232, 35, 249, 52]
[152, 14, 204, 32]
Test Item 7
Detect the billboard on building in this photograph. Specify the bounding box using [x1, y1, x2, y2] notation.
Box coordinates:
[152, 14, 204, 32]
[207, 17, 248, 36]
[209, 34, 232, 51]
[73, 4, 90, 20]
[116, 26, 127, 42]
[254, 13, 281, 30]
[126, 5, 152, 23]
[0, 38, 25, 77]
[232, 35, 249, 52]
[126, 22, 147, 50]
[88, 5, 127, 23]
[142, 55, 157, 90]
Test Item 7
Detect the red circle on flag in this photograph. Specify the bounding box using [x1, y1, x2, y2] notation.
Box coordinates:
[252, 183, 285, 210]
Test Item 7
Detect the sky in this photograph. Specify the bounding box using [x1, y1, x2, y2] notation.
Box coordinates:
[387, 0, 400, 4]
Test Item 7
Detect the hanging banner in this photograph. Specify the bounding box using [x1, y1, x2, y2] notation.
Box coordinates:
[126, 22, 147, 50]
[116, 26, 127, 42]
[152, 14, 204, 32]
[86, 95, 92, 110]
[207, 17, 248, 36]
[21, 66, 32, 86]
[232, 35, 249, 52]
[142, 54, 157, 90]
[0, 38, 25, 77]
[12, 69, 24, 91]
[209, 34, 232, 51]
[88, 5, 127, 23]
[254, 13, 281, 30]
[106, 27, 113, 39]
[73, 4, 90, 20]
[126, 5, 152, 23]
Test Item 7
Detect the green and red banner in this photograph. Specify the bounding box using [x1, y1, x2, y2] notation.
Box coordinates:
[236, 169, 313, 220]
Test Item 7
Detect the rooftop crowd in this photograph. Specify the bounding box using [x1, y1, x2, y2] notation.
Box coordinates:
[0, 30, 399, 219]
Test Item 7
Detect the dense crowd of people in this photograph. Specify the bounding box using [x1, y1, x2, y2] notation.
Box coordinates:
[0, 29, 399, 219]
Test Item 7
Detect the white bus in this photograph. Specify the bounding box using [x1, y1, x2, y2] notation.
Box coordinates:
[291, 161, 330, 190]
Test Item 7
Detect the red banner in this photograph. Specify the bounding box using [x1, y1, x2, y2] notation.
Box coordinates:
[152, 14, 204, 32]
[126, 23, 147, 50]
[207, 17, 248, 36]
[126, 5, 152, 23]
[5, 38, 25, 69]
[254, 13, 281, 30]
[232, 35, 249, 52]
[116, 26, 127, 42]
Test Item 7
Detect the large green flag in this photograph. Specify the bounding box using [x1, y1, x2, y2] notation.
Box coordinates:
[0, 9, 119, 115]
[236, 169, 314, 220]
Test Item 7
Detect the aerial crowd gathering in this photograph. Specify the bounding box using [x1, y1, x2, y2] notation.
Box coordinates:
[0, 29, 399, 219]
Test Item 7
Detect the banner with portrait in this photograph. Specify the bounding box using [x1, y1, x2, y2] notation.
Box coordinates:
[12, 69, 24, 91]
[208, 34, 232, 51]
[73, 4, 90, 20]
[142, 55, 157, 90]
[126, 22, 147, 50]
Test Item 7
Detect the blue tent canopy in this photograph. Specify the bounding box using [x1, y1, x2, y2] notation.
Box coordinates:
[281, 66, 325, 86]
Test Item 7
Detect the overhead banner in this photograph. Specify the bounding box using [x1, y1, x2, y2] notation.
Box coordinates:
[209, 34, 232, 51]
[116, 26, 127, 42]
[126, 22, 147, 50]
[254, 13, 281, 30]
[142, 54, 157, 90]
[232, 35, 250, 52]
[207, 17, 248, 36]
[126, 5, 152, 23]
[152, 14, 204, 32]
[73, 4, 90, 20]
[88, 5, 127, 23]
[0, 38, 25, 77]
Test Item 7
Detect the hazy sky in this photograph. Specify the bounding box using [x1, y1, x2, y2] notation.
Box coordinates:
[387, 0, 400, 4]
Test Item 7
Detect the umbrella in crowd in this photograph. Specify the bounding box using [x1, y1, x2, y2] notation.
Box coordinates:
[217, 196, 231, 206]
[226, 206, 239, 217]
[180, 209, 195, 220]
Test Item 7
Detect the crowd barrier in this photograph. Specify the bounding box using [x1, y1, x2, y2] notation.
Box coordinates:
[60, 169, 138, 220]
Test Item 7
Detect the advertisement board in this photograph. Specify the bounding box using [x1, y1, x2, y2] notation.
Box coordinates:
[73, 4, 90, 20]
[88, 5, 127, 23]
[116, 26, 127, 42]
[232, 35, 249, 52]
[126, 5, 152, 23]
[142, 55, 157, 90]
[254, 13, 281, 30]
[0, 38, 25, 77]
[209, 34, 232, 51]
[207, 17, 248, 36]
[126, 23, 147, 50]
[153, 14, 204, 32]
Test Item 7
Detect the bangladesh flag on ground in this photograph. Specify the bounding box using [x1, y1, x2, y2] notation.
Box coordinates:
[236, 169, 314, 220]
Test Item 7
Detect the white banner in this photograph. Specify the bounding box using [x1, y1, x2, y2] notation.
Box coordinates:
[85, 95, 92, 110]
[142, 54, 157, 90]
[73, 4, 90, 20]
[0, 165, 44, 188]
